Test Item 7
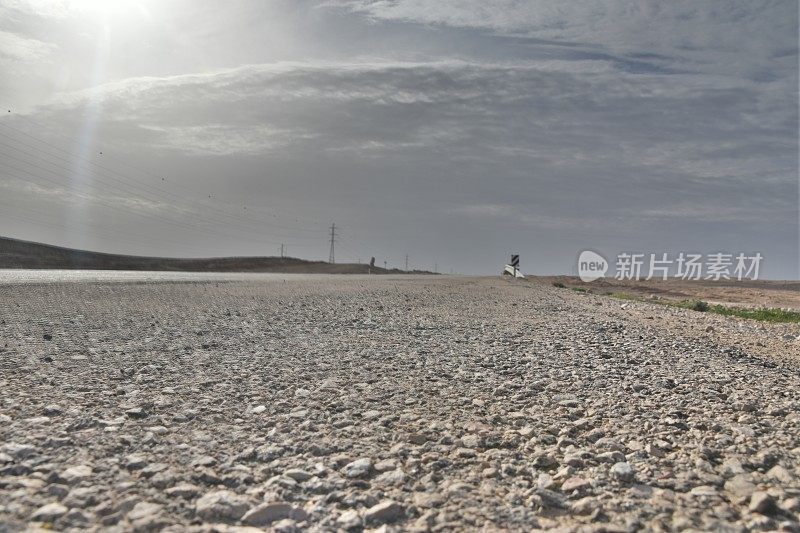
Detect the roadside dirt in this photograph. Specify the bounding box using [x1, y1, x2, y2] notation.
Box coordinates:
[537, 276, 800, 311]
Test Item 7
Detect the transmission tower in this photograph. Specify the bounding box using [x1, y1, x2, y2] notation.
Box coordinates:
[328, 223, 336, 263]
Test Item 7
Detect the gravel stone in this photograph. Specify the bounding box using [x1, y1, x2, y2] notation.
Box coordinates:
[195, 490, 250, 522]
[63, 509, 93, 526]
[561, 476, 590, 492]
[60, 465, 92, 484]
[241, 502, 308, 526]
[4, 442, 36, 459]
[283, 468, 313, 482]
[165, 483, 201, 498]
[749, 492, 778, 515]
[2, 276, 799, 531]
[342, 458, 372, 478]
[30, 502, 68, 522]
[337, 509, 362, 529]
[610, 462, 635, 482]
[364, 500, 404, 524]
[127, 501, 163, 522]
[125, 454, 148, 470]
[63, 486, 99, 508]
[725, 474, 756, 503]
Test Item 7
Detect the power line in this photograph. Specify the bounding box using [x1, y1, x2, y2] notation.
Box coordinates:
[334, 239, 363, 264]
[328, 223, 336, 263]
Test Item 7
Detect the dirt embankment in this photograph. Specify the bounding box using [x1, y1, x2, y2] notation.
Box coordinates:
[0, 236, 430, 274]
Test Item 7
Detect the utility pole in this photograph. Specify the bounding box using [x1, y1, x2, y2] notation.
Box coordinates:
[328, 223, 336, 263]
[405, 254, 409, 271]
[434, 262, 438, 274]
[384, 260, 387, 270]
[280, 244, 285, 258]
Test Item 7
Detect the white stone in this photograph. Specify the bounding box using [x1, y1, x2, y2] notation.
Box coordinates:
[31, 502, 68, 522]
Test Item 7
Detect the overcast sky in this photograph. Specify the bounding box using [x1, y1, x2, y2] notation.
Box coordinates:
[0, 0, 797, 277]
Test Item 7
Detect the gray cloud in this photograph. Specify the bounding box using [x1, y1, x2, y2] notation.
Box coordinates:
[0, 29, 54, 63]
[34, 59, 794, 215]
[0, 1, 796, 276]
[331, 1, 798, 76]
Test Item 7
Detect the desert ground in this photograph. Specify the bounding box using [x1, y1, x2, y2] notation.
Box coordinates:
[1, 274, 799, 532]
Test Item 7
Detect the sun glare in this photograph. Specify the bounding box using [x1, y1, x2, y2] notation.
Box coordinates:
[65, 0, 150, 18]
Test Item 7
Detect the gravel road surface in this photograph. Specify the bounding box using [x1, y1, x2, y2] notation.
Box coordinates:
[1, 275, 798, 531]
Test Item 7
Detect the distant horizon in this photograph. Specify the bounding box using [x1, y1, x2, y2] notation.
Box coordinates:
[2, 233, 797, 281]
